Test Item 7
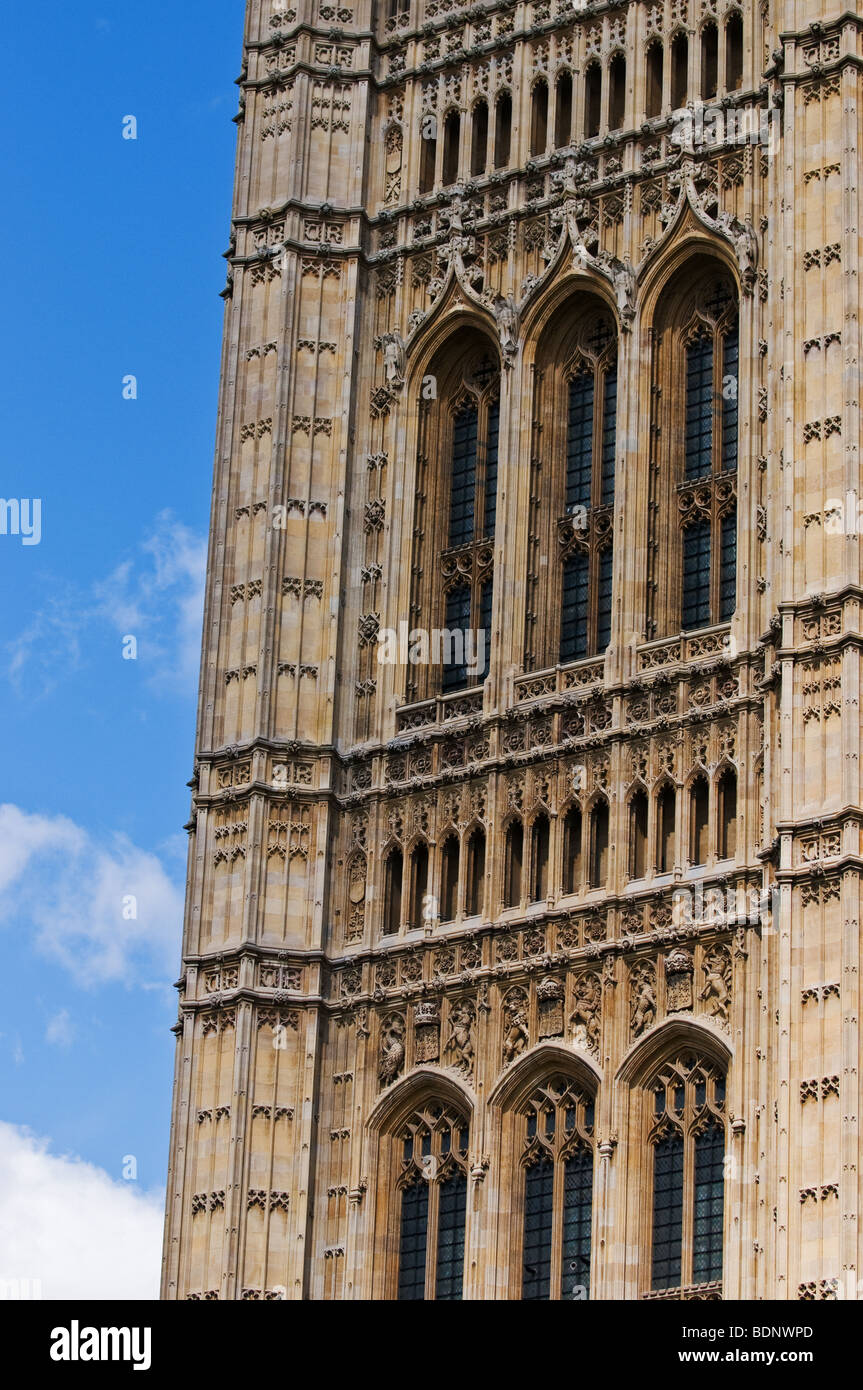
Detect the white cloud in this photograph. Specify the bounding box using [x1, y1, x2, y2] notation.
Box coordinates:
[0, 804, 183, 988]
[6, 511, 206, 697]
[45, 1010, 74, 1049]
[0, 1123, 161, 1300]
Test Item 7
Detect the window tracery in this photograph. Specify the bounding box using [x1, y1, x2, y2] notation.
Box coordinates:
[520, 1075, 595, 1300]
[396, 1101, 470, 1301]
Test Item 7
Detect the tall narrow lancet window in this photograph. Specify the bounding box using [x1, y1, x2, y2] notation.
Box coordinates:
[554, 71, 572, 148]
[717, 769, 737, 859]
[671, 32, 688, 107]
[408, 842, 429, 930]
[419, 125, 436, 193]
[440, 836, 460, 922]
[442, 110, 460, 186]
[726, 11, 743, 91]
[629, 791, 649, 880]
[648, 1055, 727, 1294]
[505, 821, 523, 908]
[530, 80, 548, 156]
[701, 23, 718, 99]
[470, 100, 488, 176]
[588, 801, 609, 889]
[646, 42, 663, 119]
[657, 784, 676, 874]
[530, 815, 550, 903]
[521, 1077, 595, 1300]
[563, 806, 583, 895]
[584, 63, 602, 138]
[384, 849, 403, 935]
[465, 828, 485, 917]
[494, 92, 512, 167]
[555, 313, 618, 664]
[410, 344, 500, 701]
[690, 779, 709, 865]
[650, 272, 739, 639]
[608, 54, 626, 131]
[397, 1104, 470, 1301]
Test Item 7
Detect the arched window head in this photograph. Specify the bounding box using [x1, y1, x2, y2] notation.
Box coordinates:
[520, 1075, 595, 1300]
[419, 119, 436, 193]
[410, 340, 500, 701]
[671, 32, 688, 108]
[504, 821, 523, 908]
[690, 779, 709, 866]
[701, 22, 718, 100]
[442, 110, 460, 186]
[588, 800, 609, 889]
[649, 268, 739, 639]
[717, 769, 737, 860]
[608, 53, 626, 131]
[397, 1101, 470, 1301]
[440, 835, 460, 922]
[554, 71, 573, 148]
[563, 805, 583, 895]
[648, 1052, 727, 1295]
[530, 814, 550, 903]
[725, 10, 743, 92]
[470, 99, 488, 176]
[384, 848, 403, 935]
[584, 63, 602, 138]
[629, 790, 649, 880]
[646, 42, 663, 119]
[494, 91, 512, 167]
[465, 827, 485, 917]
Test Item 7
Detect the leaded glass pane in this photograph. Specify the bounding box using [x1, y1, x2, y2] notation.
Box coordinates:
[601, 366, 617, 505]
[682, 521, 711, 630]
[652, 1133, 684, 1290]
[693, 1119, 725, 1285]
[561, 1149, 593, 1300]
[448, 405, 478, 547]
[442, 586, 471, 692]
[397, 1182, 429, 1301]
[596, 546, 613, 652]
[435, 1172, 467, 1301]
[721, 328, 738, 473]
[685, 338, 714, 480]
[560, 552, 589, 662]
[567, 374, 594, 509]
[522, 1158, 554, 1301]
[719, 510, 736, 620]
[484, 398, 499, 537]
[479, 579, 493, 682]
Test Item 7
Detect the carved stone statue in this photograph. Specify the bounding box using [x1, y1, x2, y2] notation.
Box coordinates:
[502, 989, 530, 1065]
[629, 964, 657, 1037]
[378, 1012, 405, 1086]
[701, 948, 732, 1023]
[493, 293, 519, 366]
[380, 331, 406, 390]
[443, 999, 476, 1077]
[570, 972, 602, 1056]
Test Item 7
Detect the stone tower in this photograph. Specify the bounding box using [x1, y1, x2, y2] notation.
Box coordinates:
[162, 0, 863, 1301]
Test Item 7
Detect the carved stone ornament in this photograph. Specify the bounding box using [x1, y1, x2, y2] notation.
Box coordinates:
[665, 948, 694, 1013]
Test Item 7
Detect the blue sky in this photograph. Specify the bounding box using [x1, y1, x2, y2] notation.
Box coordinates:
[0, 3, 242, 1295]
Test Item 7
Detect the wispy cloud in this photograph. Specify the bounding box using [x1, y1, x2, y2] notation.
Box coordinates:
[0, 804, 184, 988]
[6, 511, 206, 698]
[45, 1009, 75, 1049]
[0, 1122, 162, 1299]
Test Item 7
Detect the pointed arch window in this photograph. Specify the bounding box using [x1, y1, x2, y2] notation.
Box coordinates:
[725, 11, 743, 92]
[397, 1103, 470, 1301]
[440, 836, 460, 922]
[384, 848, 403, 935]
[563, 806, 583, 895]
[690, 779, 709, 866]
[530, 79, 548, 156]
[419, 125, 436, 193]
[588, 800, 609, 889]
[671, 32, 688, 107]
[521, 1076, 595, 1300]
[646, 42, 664, 119]
[465, 828, 485, 917]
[584, 63, 602, 138]
[442, 110, 460, 186]
[701, 22, 718, 99]
[717, 769, 737, 860]
[470, 100, 488, 176]
[408, 842, 429, 930]
[609, 53, 626, 131]
[648, 1054, 726, 1295]
[494, 92, 512, 167]
[504, 821, 523, 908]
[557, 320, 618, 664]
[530, 814, 550, 903]
[650, 275, 739, 638]
[629, 790, 649, 880]
[657, 784, 676, 874]
[554, 71, 573, 148]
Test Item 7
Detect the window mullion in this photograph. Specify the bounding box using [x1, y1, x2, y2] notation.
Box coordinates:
[549, 1150, 564, 1299]
[682, 1125, 697, 1288]
[426, 1177, 439, 1300]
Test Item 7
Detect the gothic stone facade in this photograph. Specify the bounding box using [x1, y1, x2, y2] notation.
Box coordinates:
[161, 0, 863, 1301]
